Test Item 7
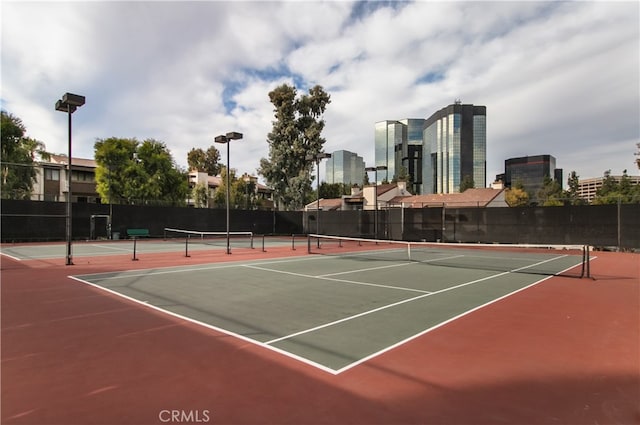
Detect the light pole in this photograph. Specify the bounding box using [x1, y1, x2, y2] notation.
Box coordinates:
[55, 93, 85, 265]
[365, 165, 387, 238]
[306, 152, 331, 237]
[214, 131, 243, 254]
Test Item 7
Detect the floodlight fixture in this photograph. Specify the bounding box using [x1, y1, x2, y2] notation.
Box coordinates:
[214, 131, 243, 254]
[55, 92, 85, 266]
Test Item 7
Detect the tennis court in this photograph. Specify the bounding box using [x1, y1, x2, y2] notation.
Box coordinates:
[70, 235, 590, 373]
[2, 233, 638, 425]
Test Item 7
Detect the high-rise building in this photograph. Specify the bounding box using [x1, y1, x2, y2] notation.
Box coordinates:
[325, 150, 366, 186]
[398, 119, 424, 194]
[374, 120, 403, 183]
[422, 103, 486, 194]
[503, 155, 563, 199]
[374, 119, 424, 193]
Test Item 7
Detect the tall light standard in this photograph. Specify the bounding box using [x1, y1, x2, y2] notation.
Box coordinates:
[365, 165, 387, 238]
[306, 152, 331, 237]
[55, 93, 85, 265]
[214, 131, 243, 254]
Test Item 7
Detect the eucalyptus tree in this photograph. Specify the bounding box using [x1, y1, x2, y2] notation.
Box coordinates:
[258, 84, 331, 210]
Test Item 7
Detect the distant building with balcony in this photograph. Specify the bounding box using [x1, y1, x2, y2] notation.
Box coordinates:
[33, 155, 100, 203]
[578, 175, 640, 203]
[188, 170, 274, 209]
[28, 156, 273, 208]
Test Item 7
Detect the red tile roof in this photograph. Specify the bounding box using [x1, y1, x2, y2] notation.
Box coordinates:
[391, 188, 506, 208]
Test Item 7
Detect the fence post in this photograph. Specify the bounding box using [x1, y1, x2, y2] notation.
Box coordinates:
[441, 203, 446, 242]
[132, 237, 139, 261]
[617, 197, 621, 251]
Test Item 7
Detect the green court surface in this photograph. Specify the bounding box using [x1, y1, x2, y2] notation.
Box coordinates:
[71, 247, 586, 373]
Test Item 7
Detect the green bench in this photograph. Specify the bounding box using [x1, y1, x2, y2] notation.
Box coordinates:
[127, 228, 150, 238]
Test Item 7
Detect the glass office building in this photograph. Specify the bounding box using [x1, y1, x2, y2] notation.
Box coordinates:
[399, 119, 424, 194]
[374, 120, 404, 183]
[504, 155, 563, 200]
[325, 150, 366, 186]
[374, 119, 424, 192]
[422, 103, 486, 194]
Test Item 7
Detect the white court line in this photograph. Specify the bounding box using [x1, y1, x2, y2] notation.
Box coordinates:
[74, 251, 382, 281]
[68, 274, 339, 375]
[334, 254, 585, 374]
[0, 252, 23, 261]
[69, 252, 584, 375]
[243, 264, 432, 294]
[264, 254, 569, 345]
[318, 254, 465, 277]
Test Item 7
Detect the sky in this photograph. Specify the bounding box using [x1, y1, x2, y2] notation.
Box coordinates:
[2, 0, 639, 188]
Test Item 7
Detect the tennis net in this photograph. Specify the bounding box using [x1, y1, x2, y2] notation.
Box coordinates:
[164, 228, 254, 249]
[307, 234, 591, 278]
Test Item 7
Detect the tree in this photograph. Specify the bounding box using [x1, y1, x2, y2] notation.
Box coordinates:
[319, 182, 350, 199]
[505, 179, 529, 206]
[505, 187, 529, 207]
[459, 174, 475, 192]
[537, 175, 563, 206]
[592, 170, 620, 205]
[187, 146, 220, 175]
[94, 137, 188, 206]
[94, 137, 138, 204]
[237, 176, 257, 210]
[563, 171, 585, 205]
[258, 83, 331, 210]
[192, 182, 209, 208]
[1, 111, 49, 199]
[394, 165, 410, 183]
[591, 169, 640, 204]
[212, 167, 257, 209]
[635, 143, 640, 170]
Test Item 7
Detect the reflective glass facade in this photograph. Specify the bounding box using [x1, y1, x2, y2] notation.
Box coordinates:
[375, 119, 424, 191]
[374, 121, 403, 183]
[504, 155, 562, 200]
[422, 104, 486, 194]
[326, 150, 365, 186]
[473, 115, 487, 188]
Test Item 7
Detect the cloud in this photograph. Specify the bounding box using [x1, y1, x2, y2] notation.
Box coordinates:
[1, 0, 638, 190]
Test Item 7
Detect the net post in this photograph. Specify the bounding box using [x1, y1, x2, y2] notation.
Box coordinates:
[250, 233, 254, 249]
[292, 234, 296, 251]
[262, 234, 266, 252]
[339, 238, 342, 247]
[579, 245, 591, 279]
[585, 245, 591, 278]
[185, 235, 190, 257]
[307, 234, 311, 254]
[132, 237, 139, 261]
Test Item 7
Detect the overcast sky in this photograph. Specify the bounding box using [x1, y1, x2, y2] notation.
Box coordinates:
[2, 1, 639, 187]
